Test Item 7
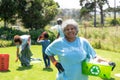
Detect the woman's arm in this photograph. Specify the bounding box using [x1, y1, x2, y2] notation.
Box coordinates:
[94, 56, 116, 71]
[15, 47, 19, 62]
[94, 56, 109, 63]
[49, 56, 57, 64]
[27, 35, 31, 46]
[49, 56, 64, 73]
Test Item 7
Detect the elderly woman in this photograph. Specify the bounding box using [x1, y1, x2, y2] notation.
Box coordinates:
[45, 19, 113, 80]
[14, 35, 33, 67]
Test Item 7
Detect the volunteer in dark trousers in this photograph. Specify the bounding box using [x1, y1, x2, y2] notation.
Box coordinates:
[14, 35, 33, 67]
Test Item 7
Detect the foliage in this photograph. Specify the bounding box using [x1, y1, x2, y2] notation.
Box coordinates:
[91, 39, 102, 49]
[47, 30, 56, 43]
[105, 18, 120, 26]
[0, 0, 58, 30]
[110, 19, 120, 26]
[80, 1, 95, 20]
[27, 29, 56, 44]
[0, 39, 12, 47]
[0, 0, 18, 27]
[104, 6, 120, 12]
[44, 25, 58, 42]
[79, 0, 109, 25]
[80, 0, 109, 11]
[29, 29, 44, 44]
[80, 7, 92, 20]
[17, 0, 59, 30]
[0, 27, 27, 40]
[0, 27, 56, 47]
[78, 26, 120, 53]
[0, 27, 28, 47]
[1, 23, 120, 52]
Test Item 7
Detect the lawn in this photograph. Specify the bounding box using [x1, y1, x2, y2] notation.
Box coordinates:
[0, 45, 120, 80]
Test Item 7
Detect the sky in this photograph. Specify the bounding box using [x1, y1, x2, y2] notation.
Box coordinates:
[54, 0, 120, 9]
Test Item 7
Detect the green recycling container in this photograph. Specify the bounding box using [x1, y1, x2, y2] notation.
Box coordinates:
[82, 61, 112, 79]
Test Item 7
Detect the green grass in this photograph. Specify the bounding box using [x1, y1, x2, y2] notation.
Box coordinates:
[0, 45, 120, 80]
[78, 27, 120, 53]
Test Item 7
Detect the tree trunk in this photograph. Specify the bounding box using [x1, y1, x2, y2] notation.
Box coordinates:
[94, 0, 97, 27]
[4, 20, 8, 28]
[99, 5, 104, 27]
[114, 0, 116, 26]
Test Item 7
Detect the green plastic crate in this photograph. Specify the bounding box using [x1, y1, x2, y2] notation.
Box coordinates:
[82, 61, 112, 79]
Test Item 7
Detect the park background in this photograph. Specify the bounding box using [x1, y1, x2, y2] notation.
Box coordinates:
[0, 0, 120, 80]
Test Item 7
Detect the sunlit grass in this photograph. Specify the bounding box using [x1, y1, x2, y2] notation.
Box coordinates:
[0, 46, 120, 80]
[78, 26, 120, 52]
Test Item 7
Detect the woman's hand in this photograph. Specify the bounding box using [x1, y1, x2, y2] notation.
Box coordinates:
[108, 62, 116, 71]
[94, 56, 116, 71]
[16, 48, 19, 62]
[55, 62, 64, 73]
[15, 57, 19, 62]
[49, 56, 64, 73]
[94, 56, 109, 63]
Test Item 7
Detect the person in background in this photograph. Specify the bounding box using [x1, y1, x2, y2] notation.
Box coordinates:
[51, 18, 64, 38]
[45, 19, 115, 80]
[37, 31, 51, 69]
[14, 35, 33, 67]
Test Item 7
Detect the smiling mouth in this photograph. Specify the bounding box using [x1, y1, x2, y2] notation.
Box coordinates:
[68, 32, 75, 36]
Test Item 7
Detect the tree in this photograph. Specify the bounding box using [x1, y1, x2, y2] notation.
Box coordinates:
[80, 2, 95, 20]
[97, 0, 110, 26]
[17, 0, 59, 30]
[0, 0, 18, 27]
[0, 0, 58, 30]
[79, 0, 110, 26]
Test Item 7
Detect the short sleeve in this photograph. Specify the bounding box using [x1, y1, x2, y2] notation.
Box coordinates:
[45, 39, 62, 56]
[81, 38, 96, 59]
[37, 40, 44, 43]
[20, 35, 30, 49]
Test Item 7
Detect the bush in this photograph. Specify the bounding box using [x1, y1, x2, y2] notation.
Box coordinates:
[105, 18, 120, 26]
[29, 29, 56, 44]
[79, 27, 120, 52]
[0, 27, 56, 47]
[29, 29, 44, 44]
[0, 40, 12, 47]
[110, 19, 119, 25]
[0, 27, 28, 47]
[47, 30, 56, 43]
[90, 39, 101, 49]
[0, 27, 27, 40]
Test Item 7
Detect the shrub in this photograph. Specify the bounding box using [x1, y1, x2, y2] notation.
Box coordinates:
[90, 39, 101, 49]
[29, 29, 56, 44]
[79, 27, 120, 53]
[0, 40, 12, 47]
[29, 29, 44, 44]
[0, 27, 27, 40]
[0, 26, 56, 47]
[110, 19, 119, 25]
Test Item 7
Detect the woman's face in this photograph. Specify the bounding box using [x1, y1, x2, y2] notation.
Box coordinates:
[64, 25, 77, 41]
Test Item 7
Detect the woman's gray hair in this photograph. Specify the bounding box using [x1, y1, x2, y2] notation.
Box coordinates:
[62, 19, 79, 34]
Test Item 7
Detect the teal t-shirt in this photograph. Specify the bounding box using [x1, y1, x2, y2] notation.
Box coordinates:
[45, 37, 96, 80]
[37, 39, 50, 53]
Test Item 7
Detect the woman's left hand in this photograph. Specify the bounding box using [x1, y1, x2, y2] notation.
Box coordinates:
[15, 57, 18, 62]
[55, 62, 64, 73]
